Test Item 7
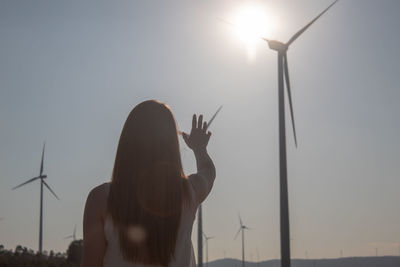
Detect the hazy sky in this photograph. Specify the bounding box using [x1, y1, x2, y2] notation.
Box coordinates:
[1, 0, 400, 262]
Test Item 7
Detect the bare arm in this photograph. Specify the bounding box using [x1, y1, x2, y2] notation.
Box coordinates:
[190, 147, 216, 203]
[183, 114, 216, 203]
[81, 185, 107, 267]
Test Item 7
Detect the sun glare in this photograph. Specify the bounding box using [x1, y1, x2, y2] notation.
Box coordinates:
[234, 6, 272, 58]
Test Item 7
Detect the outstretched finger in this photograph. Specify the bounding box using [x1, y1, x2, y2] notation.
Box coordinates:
[182, 132, 189, 144]
[203, 121, 207, 132]
[198, 114, 203, 129]
[192, 114, 197, 130]
[207, 131, 212, 141]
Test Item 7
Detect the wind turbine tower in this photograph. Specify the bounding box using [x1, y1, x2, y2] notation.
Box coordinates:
[12, 143, 59, 254]
[203, 232, 214, 267]
[196, 105, 222, 267]
[198, 205, 203, 267]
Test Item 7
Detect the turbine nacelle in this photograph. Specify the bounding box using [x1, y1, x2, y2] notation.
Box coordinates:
[264, 39, 288, 53]
[40, 175, 47, 179]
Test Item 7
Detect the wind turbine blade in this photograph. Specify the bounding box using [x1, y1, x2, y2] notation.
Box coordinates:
[12, 176, 40, 190]
[283, 54, 298, 147]
[234, 227, 241, 240]
[238, 213, 243, 226]
[218, 17, 270, 42]
[40, 142, 45, 176]
[217, 17, 237, 29]
[286, 0, 339, 46]
[64, 235, 73, 239]
[206, 105, 223, 130]
[42, 180, 59, 200]
[73, 224, 76, 238]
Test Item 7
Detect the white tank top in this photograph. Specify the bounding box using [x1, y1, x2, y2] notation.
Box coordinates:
[103, 174, 213, 267]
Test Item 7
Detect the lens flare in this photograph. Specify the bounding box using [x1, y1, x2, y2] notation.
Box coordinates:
[127, 225, 146, 243]
[234, 6, 272, 59]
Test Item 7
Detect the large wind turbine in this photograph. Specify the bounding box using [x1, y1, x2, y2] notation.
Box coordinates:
[234, 214, 251, 267]
[196, 105, 222, 267]
[203, 232, 214, 267]
[260, 2, 339, 266]
[219, 2, 338, 266]
[12, 143, 59, 254]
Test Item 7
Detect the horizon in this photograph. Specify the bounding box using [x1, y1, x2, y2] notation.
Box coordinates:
[1, 243, 400, 263]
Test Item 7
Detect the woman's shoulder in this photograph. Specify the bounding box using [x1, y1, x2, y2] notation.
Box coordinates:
[88, 182, 110, 199]
[85, 182, 110, 218]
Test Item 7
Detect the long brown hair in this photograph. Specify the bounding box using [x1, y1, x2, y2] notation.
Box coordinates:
[107, 100, 189, 266]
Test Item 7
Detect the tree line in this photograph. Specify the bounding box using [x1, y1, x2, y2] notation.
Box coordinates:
[0, 240, 82, 267]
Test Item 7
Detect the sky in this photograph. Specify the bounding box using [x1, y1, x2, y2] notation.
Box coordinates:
[1, 0, 400, 262]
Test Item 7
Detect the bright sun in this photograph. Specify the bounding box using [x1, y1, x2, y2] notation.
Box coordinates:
[234, 5, 272, 57]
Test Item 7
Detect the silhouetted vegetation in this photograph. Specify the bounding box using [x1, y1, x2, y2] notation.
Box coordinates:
[0, 241, 83, 267]
[66, 240, 83, 266]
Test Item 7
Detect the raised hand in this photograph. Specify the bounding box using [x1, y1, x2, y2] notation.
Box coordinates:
[182, 114, 211, 151]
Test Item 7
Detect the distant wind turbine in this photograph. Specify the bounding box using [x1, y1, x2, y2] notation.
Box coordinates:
[220, 2, 339, 267]
[64, 224, 77, 241]
[234, 214, 251, 267]
[12, 143, 59, 254]
[205, 105, 223, 131]
[203, 232, 214, 267]
[197, 105, 223, 267]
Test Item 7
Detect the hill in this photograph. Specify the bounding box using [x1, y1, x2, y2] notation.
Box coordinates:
[207, 256, 400, 267]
